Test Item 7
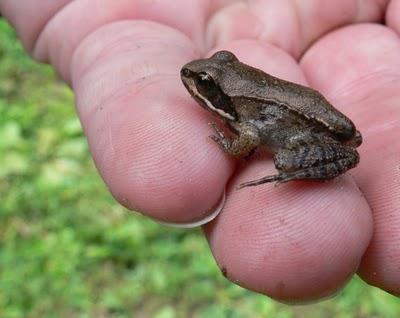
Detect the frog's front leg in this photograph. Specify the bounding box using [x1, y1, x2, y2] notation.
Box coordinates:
[209, 122, 260, 158]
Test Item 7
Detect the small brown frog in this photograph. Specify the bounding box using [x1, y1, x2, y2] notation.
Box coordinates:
[180, 51, 362, 188]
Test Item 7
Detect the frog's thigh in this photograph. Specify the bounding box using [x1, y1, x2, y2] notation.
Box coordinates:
[273, 144, 359, 181]
[274, 143, 345, 171]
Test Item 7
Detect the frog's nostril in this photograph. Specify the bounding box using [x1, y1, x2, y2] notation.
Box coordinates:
[181, 68, 191, 77]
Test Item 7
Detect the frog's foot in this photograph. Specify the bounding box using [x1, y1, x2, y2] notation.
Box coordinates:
[237, 174, 282, 189]
[208, 122, 232, 151]
[237, 158, 357, 189]
[238, 143, 360, 188]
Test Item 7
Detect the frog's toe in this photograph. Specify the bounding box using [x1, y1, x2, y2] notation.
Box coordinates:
[237, 174, 283, 189]
[208, 122, 225, 138]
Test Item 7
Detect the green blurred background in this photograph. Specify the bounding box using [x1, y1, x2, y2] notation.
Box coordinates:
[0, 19, 399, 318]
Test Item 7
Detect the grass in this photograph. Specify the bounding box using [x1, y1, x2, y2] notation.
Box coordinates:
[0, 18, 399, 317]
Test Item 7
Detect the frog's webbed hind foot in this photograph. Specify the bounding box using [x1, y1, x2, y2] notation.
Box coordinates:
[237, 143, 360, 189]
[237, 158, 355, 189]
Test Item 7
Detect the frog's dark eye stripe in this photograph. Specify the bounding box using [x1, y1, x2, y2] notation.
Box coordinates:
[194, 73, 236, 120]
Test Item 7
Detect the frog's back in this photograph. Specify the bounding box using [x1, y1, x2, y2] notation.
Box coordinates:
[223, 63, 357, 142]
[268, 78, 356, 141]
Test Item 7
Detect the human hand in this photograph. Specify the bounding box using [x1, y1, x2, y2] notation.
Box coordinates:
[1, 0, 399, 302]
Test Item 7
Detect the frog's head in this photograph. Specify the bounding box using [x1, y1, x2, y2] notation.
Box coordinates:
[180, 51, 238, 121]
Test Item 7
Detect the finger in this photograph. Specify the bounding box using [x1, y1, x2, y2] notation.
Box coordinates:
[1, 0, 209, 83]
[387, 0, 400, 34]
[203, 40, 373, 302]
[71, 19, 240, 224]
[4, 0, 242, 224]
[206, 0, 388, 58]
[301, 24, 400, 295]
[0, 0, 72, 51]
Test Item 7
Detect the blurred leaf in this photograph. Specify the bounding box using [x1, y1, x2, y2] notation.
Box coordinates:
[0, 121, 23, 148]
[154, 306, 177, 318]
[0, 152, 28, 177]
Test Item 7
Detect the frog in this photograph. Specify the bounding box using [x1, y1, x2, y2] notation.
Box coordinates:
[180, 50, 362, 188]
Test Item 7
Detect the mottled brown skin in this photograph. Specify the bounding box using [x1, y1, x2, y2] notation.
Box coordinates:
[180, 51, 362, 188]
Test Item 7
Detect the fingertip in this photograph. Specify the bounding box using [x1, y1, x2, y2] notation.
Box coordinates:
[156, 189, 226, 228]
[205, 160, 373, 301]
[90, 82, 233, 224]
[68, 20, 238, 224]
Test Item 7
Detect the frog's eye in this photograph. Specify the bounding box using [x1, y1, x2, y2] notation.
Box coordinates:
[199, 72, 211, 81]
[194, 72, 236, 121]
[196, 72, 215, 90]
[211, 51, 238, 63]
[195, 72, 220, 100]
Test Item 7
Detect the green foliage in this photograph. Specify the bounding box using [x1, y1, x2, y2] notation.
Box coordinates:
[0, 18, 399, 317]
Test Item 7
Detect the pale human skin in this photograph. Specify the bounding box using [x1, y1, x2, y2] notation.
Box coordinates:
[1, 0, 399, 302]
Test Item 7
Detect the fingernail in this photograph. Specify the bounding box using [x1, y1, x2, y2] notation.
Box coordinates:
[155, 189, 226, 228]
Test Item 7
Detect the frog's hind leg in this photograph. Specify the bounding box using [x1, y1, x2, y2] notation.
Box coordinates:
[237, 143, 359, 189]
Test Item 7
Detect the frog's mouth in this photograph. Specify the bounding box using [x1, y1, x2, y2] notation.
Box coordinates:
[343, 130, 363, 148]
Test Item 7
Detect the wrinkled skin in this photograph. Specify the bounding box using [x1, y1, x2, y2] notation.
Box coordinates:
[1, 0, 399, 302]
